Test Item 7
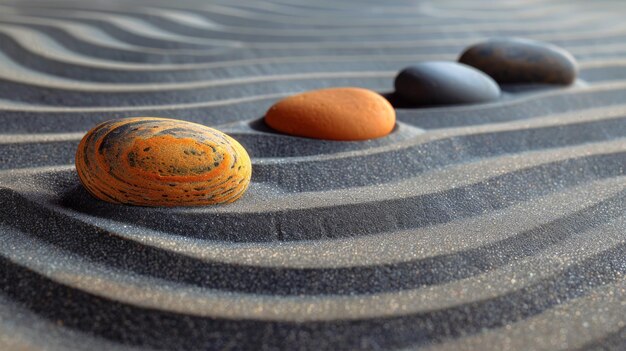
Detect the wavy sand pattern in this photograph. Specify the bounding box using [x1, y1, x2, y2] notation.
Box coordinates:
[0, 0, 625, 350]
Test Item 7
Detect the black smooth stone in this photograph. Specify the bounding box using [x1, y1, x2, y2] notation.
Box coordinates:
[459, 38, 578, 85]
[393, 61, 501, 107]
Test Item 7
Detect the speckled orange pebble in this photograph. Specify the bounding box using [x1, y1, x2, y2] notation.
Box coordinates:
[264, 87, 396, 141]
[75, 117, 252, 207]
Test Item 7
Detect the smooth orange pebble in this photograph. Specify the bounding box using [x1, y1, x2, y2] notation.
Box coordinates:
[75, 117, 252, 207]
[264, 87, 396, 141]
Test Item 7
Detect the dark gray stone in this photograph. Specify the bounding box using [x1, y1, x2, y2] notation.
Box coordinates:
[459, 38, 578, 85]
[393, 62, 501, 106]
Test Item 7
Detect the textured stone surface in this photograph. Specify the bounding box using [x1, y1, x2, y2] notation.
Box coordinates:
[459, 38, 578, 85]
[76, 117, 251, 206]
[265, 87, 395, 140]
[394, 61, 501, 106]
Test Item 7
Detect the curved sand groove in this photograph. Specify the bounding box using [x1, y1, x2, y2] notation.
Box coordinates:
[0, 212, 625, 321]
[0, 7, 243, 49]
[0, 227, 625, 350]
[0, 75, 393, 107]
[1, 36, 619, 85]
[14, 13, 626, 51]
[2, 144, 623, 286]
[424, 278, 626, 351]
[4, 3, 619, 41]
[4, 82, 626, 135]
[2, 170, 619, 268]
[0, 65, 397, 92]
[0, 35, 625, 86]
[0, 3, 594, 36]
[0, 22, 623, 83]
[0, 0, 572, 26]
[4, 6, 626, 52]
[3, 19, 626, 71]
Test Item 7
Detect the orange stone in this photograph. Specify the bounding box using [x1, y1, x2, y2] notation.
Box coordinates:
[75, 117, 252, 207]
[264, 87, 396, 141]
